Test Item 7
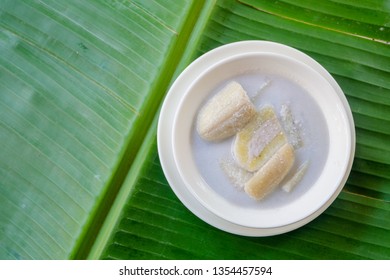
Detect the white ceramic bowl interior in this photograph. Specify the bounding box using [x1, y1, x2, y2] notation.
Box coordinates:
[172, 52, 352, 228]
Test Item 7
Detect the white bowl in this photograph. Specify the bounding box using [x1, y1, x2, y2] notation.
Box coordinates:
[158, 41, 355, 236]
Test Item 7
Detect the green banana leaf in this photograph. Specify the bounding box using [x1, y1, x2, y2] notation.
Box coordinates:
[1, 0, 389, 260]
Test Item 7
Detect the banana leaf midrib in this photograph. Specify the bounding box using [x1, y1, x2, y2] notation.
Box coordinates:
[77, 0, 210, 259]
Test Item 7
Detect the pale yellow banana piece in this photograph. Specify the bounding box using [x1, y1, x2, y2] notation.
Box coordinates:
[196, 81, 256, 141]
[233, 106, 287, 172]
[245, 143, 295, 200]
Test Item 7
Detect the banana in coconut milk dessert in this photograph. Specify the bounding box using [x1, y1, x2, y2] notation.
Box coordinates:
[245, 143, 295, 200]
[233, 106, 288, 172]
[233, 106, 295, 200]
[196, 81, 256, 141]
[196, 80, 302, 201]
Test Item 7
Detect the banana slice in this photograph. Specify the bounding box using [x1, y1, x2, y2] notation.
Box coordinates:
[245, 143, 295, 200]
[233, 106, 287, 172]
[196, 81, 256, 141]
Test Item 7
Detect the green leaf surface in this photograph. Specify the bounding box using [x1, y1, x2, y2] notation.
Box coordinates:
[1, 0, 390, 260]
[0, 0, 197, 259]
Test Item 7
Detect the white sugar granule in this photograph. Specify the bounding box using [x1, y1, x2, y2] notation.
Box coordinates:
[248, 116, 283, 160]
[280, 104, 303, 149]
[251, 79, 272, 103]
[220, 158, 253, 191]
[282, 160, 309, 193]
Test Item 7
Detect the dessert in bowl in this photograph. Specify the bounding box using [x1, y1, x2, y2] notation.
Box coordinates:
[158, 41, 355, 235]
